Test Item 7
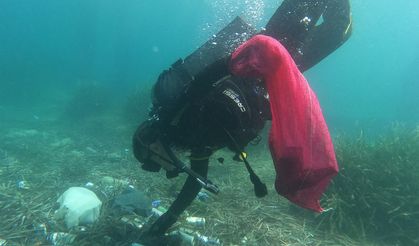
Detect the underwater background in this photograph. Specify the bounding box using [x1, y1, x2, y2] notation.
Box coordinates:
[1, 0, 419, 245]
[1, 0, 418, 132]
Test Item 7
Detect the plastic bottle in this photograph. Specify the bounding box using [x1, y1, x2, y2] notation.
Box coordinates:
[47, 232, 76, 246]
[186, 216, 205, 227]
[195, 234, 221, 246]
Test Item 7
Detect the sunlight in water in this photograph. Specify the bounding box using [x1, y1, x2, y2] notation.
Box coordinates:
[203, 0, 265, 31]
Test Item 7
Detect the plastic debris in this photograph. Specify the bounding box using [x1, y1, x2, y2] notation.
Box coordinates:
[0, 238, 7, 246]
[85, 182, 95, 188]
[195, 233, 221, 246]
[151, 206, 167, 217]
[151, 199, 161, 208]
[169, 230, 194, 246]
[32, 223, 49, 245]
[75, 226, 88, 232]
[120, 216, 146, 230]
[47, 232, 76, 246]
[197, 191, 210, 201]
[101, 176, 130, 187]
[241, 236, 248, 244]
[171, 228, 221, 246]
[55, 187, 102, 228]
[300, 16, 311, 25]
[17, 180, 29, 190]
[186, 217, 205, 227]
[34, 223, 48, 237]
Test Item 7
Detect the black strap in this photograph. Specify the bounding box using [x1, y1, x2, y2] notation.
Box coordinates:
[222, 128, 268, 198]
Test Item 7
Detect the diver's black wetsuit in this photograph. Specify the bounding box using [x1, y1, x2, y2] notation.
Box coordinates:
[135, 0, 352, 243]
[144, 70, 270, 237]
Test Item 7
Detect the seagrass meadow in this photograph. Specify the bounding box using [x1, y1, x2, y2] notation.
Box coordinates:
[1, 100, 418, 245]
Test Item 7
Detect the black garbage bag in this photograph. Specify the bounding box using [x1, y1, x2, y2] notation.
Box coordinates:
[111, 187, 152, 217]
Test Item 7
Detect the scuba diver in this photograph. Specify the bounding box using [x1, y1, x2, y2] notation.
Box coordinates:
[132, 0, 352, 244]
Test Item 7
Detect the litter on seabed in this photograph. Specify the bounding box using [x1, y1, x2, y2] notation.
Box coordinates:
[54, 187, 102, 228]
[47, 232, 76, 246]
[169, 228, 221, 246]
[186, 216, 206, 227]
[0, 238, 7, 246]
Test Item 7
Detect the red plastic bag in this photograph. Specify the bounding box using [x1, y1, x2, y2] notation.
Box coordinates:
[230, 35, 338, 212]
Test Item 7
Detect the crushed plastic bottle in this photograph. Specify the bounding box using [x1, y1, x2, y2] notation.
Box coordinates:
[186, 217, 205, 227]
[169, 230, 194, 246]
[151, 206, 167, 217]
[174, 228, 221, 246]
[47, 232, 76, 246]
[120, 216, 146, 230]
[195, 233, 221, 246]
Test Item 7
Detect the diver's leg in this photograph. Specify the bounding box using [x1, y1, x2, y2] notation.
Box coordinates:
[166, 154, 209, 217]
[264, 0, 352, 72]
[144, 149, 210, 237]
[264, 0, 327, 65]
[298, 0, 352, 71]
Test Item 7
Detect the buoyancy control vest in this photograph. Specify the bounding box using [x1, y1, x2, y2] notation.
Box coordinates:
[151, 61, 271, 151]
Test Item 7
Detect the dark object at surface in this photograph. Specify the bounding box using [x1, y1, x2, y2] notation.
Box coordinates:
[111, 187, 152, 217]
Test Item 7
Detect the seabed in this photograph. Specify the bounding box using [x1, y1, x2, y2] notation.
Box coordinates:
[1, 107, 418, 245]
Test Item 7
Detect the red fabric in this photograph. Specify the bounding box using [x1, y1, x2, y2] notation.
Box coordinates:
[230, 35, 338, 212]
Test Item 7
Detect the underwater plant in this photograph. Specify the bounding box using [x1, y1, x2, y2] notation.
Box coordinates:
[318, 124, 419, 245]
